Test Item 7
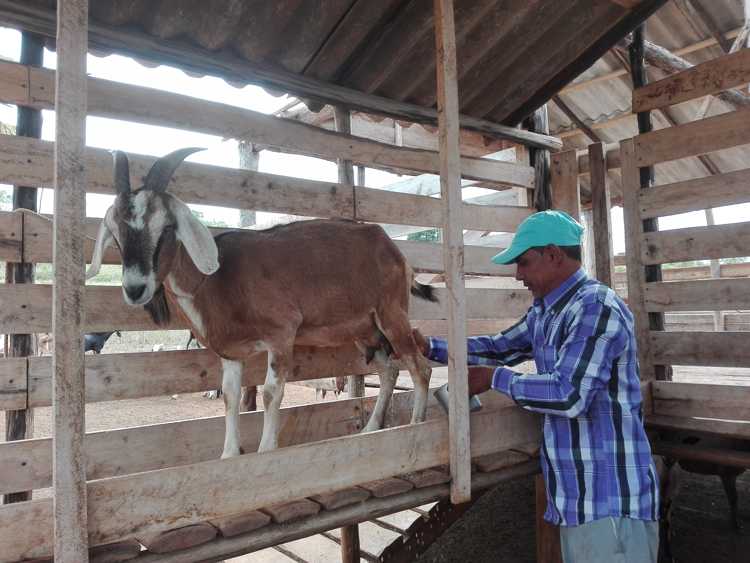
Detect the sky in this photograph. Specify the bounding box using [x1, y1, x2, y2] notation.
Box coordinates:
[1, 26, 748, 257]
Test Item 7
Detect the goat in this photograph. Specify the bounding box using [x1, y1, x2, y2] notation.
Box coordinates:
[86, 148, 435, 457]
[84, 331, 122, 354]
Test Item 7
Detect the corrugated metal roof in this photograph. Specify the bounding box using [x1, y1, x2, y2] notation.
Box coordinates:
[0, 0, 662, 129]
[557, 0, 750, 202]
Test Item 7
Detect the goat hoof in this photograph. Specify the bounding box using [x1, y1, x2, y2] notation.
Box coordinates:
[221, 448, 241, 459]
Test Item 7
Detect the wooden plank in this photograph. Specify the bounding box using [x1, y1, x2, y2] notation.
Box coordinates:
[211, 511, 271, 538]
[0, 135, 530, 235]
[134, 461, 539, 563]
[4, 407, 536, 555]
[21, 211, 519, 276]
[634, 107, 750, 166]
[0, 61, 538, 186]
[647, 414, 750, 440]
[0, 284, 531, 333]
[262, 499, 321, 524]
[354, 187, 532, 234]
[650, 331, 750, 367]
[588, 143, 614, 287]
[0, 395, 370, 496]
[551, 150, 581, 218]
[632, 48, 750, 113]
[0, 356, 27, 410]
[0, 210, 22, 261]
[620, 139, 655, 381]
[652, 381, 750, 421]
[137, 523, 217, 554]
[641, 221, 750, 265]
[434, 0, 471, 505]
[52, 0, 89, 559]
[644, 278, 750, 312]
[651, 440, 750, 469]
[639, 167, 750, 220]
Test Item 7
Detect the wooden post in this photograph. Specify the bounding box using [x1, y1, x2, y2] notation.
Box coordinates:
[335, 105, 364, 563]
[53, 0, 89, 560]
[433, 0, 471, 504]
[535, 475, 562, 563]
[3, 31, 43, 505]
[629, 24, 668, 382]
[526, 106, 552, 211]
[550, 150, 581, 220]
[238, 140, 259, 412]
[588, 142, 615, 287]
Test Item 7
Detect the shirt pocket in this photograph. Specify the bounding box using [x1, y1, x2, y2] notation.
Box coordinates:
[537, 344, 558, 373]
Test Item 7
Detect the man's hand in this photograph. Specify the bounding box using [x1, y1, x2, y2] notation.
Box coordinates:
[412, 328, 429, 357]
[468, 366, 494, 396]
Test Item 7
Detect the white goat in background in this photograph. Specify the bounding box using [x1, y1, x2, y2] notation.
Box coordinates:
[87, 148, 435, 457]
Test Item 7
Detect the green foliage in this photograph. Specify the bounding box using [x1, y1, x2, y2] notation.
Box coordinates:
[34, 263, 122, 285]
[407, 228, 440, 243]
[191, 208, 229, 228]
[0, 188, 11, 211]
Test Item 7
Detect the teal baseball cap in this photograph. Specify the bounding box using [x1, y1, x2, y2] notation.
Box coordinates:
[491, 210, 584, 265]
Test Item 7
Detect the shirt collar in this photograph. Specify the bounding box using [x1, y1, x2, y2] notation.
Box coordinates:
[537, 268, 588, 311]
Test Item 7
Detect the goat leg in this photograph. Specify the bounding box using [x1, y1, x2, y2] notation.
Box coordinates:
[220, 358, 244, 458]
[258, 350, 289, 452]
[720, 472, 742, 531]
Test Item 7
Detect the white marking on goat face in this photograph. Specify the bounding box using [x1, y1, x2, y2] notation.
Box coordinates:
[119, 192, 174, 306]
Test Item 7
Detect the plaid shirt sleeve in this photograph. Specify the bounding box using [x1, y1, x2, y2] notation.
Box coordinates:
[492, 299, 627, 418]
[426, 315, 534, 366]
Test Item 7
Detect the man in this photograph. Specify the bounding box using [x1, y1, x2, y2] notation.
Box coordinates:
[417, 210, 659, 562]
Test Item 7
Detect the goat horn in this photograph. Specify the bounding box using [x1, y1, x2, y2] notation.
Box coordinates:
[112, 151, 131, 195]
[144, 147, 205, 192]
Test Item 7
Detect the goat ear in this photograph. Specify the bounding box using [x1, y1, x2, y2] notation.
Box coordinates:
[145, 147, 205, 193]
[112, 151, 131, 195]
[87, 207, 115, 280]
[171, 198, 219, 275]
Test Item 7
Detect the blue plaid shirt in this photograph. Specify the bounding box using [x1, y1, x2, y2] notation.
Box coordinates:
[427, 269, 659, 526]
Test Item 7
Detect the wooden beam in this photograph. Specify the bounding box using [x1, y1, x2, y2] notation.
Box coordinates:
[434, 0, 471, 505]
[0, 1, 562, 151]
[588, 143, 615, 287]
[620, 139, 655, 381]
[52, 1, 89, 560]
[550, 150, 580, 218]
[684, 0, 734, 53]
[0, 61, 537, 186]
[621, 35, 750, 112]
[552, 95, 601, 143]
[641, 220, 750, 265]
[650, 331, 750, 368]
[3, 30, 43, 506]
[561, 26, 745, 96]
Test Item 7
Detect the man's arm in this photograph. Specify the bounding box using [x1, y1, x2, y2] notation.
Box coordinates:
[417, 314, 534, 366]
[491, 300, 627, 418]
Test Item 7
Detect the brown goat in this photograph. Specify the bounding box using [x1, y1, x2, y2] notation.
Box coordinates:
[87, 148, 435, 456]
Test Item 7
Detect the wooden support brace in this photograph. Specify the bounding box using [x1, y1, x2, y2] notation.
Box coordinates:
[433, 0, 472, 506]
[52, 0, 89, 560]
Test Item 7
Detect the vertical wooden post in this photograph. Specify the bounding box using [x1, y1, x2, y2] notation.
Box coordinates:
[535, 475, 562, 563]
[335, 106, 364, 562]
[3, 31, 44, 505]
[629, 24, 668, 383]
[589, 142, 615, 288]
[550, 150, 581, 220]
[621, 139, 655, 385]
[526, 106, 552, 211]
[53, 0, 89, 560]
[238, 140, 259, 412]
[433, 0, 471, 504]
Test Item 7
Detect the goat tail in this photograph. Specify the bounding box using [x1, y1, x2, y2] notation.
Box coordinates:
[410, 280, 438, 303]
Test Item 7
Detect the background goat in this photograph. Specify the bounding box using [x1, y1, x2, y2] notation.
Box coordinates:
[84, 331, 122, 354]
[87, 148, 435, 457]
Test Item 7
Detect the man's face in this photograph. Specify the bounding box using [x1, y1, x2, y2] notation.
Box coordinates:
[514, 247, 558, 299]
